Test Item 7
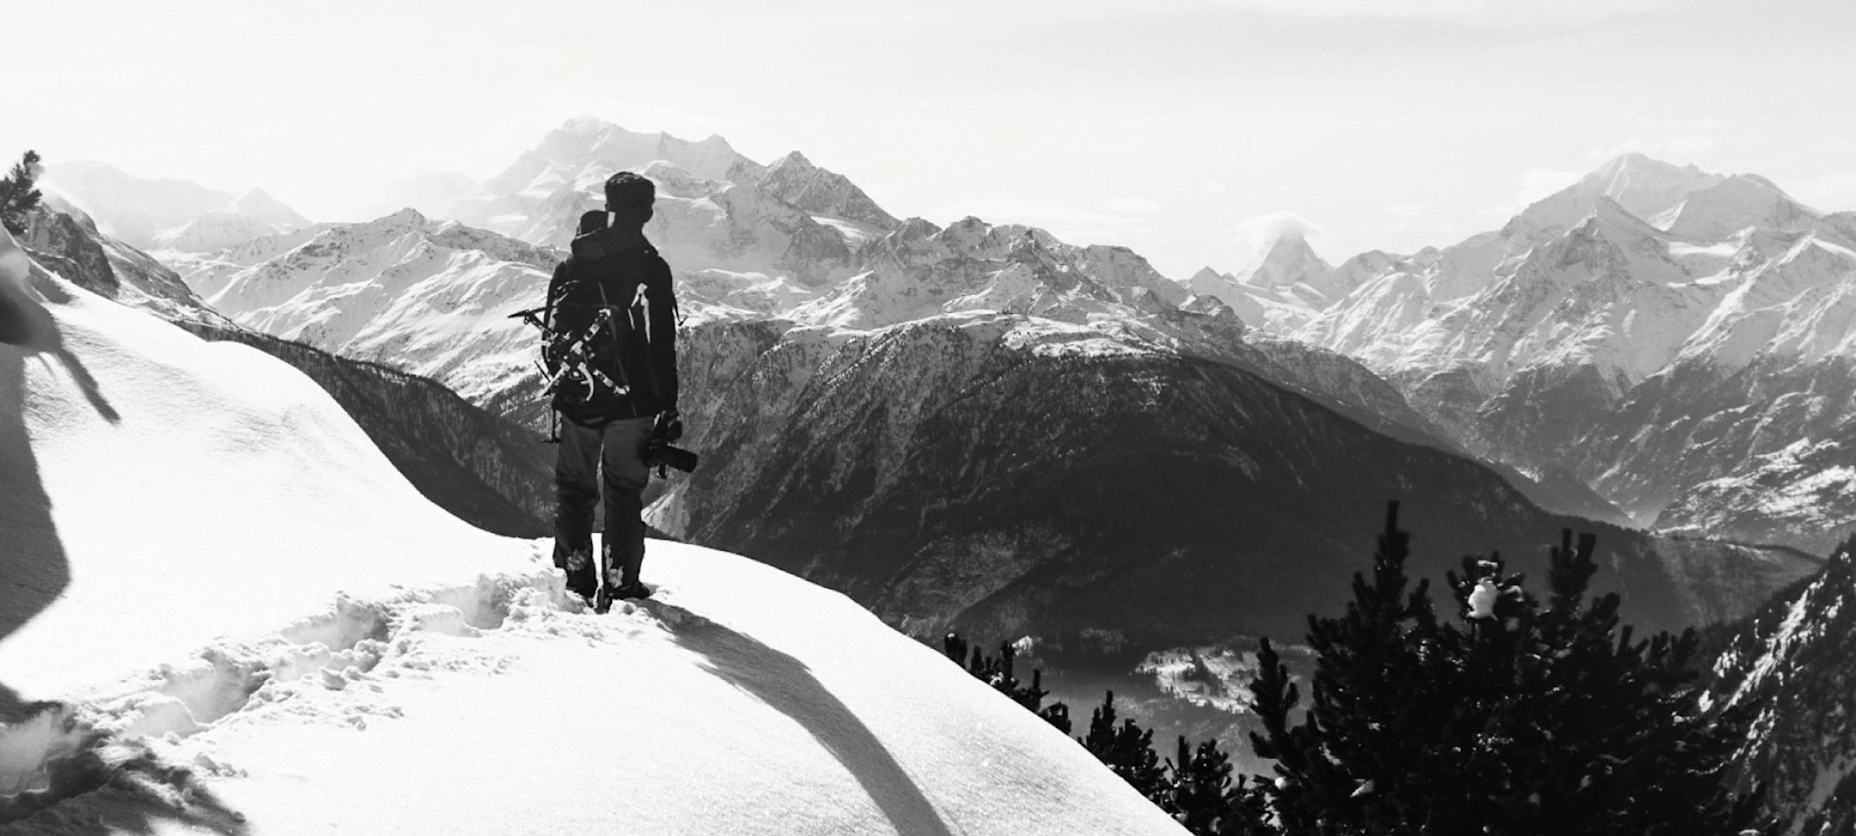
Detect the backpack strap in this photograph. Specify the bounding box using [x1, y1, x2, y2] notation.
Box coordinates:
[628, 278, 669, 408]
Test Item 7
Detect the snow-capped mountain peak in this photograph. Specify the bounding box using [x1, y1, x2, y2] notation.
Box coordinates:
[755, 149, 900, 231]
[1517, 153, 1725, 238]
[1241, 229, 1334, 294]
[771, 149, 813, 169]
[1591, 152, 1724, 216]
[486, 119, 760, 199]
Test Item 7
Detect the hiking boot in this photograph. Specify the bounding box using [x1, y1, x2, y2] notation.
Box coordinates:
[608, 581, 654, 601]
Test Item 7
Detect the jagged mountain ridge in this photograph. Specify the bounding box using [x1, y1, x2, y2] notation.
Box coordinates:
[1266, 154, 1856, 551]
[173, 208, 561, 410]
[21, 199, 232, 327]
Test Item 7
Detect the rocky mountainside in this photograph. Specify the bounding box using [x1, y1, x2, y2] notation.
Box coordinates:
[40, 162, 309, 252]
[782, 215, 1187, 330]
[1276, 154, 1856, 552]
[20, 200, 232, 327]
[16, 206, 551, 538]
[651, 310, 1815, 648]
[1706, 538, 1856, 834]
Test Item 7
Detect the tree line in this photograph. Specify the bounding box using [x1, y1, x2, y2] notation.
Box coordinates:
[945, 501, 1773, 835]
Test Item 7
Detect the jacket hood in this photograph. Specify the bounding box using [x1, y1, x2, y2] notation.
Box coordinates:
[570, 225, 653, 261]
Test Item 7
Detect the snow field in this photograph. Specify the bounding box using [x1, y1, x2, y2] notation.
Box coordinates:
[6, 545, 1187, 835]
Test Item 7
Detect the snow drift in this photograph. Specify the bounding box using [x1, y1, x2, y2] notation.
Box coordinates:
[0, 228, 1182, 833]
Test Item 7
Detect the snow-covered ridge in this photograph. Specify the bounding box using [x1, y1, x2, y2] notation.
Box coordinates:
[168, 208, 558, 411]
[0, 229, 1185, 834]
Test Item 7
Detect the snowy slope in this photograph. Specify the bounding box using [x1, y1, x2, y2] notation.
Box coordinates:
[0, 233, 537, 702]
[0, 229, 1182, 834]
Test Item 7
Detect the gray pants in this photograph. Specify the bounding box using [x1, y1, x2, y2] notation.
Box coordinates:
[552, 415, 653, 590]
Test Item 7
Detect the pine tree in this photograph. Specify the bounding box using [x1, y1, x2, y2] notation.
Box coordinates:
[1250, 501, 1437, 834]
[1245, 502, 1775, 835]
[0, 150, 43, 236]
[1162, 735, 1275, 836]
[1080, 690, 1168, 801]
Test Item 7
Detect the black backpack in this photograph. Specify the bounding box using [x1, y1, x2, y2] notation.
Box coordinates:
[542, 246, 659, 417]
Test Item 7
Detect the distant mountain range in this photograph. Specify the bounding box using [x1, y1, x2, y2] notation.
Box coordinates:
[1212, 153, 1856, 554]
[48, 120, 1845, 643]
[40, 162, 311, 252]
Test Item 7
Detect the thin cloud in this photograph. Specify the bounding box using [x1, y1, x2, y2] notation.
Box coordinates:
[1227, 210, 1329, 251]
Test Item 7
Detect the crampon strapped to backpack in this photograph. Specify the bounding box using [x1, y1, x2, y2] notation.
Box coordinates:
[509, 301, 632, 442]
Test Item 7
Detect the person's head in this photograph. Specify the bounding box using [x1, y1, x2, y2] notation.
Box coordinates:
[603, 171, 655, 227]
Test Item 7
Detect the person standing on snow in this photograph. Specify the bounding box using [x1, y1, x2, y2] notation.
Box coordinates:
[545, 171, 681, 606]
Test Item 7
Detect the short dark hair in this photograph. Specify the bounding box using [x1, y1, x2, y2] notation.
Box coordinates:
[604, 171, 655, 213]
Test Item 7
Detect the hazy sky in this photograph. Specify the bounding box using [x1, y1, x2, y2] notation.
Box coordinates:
[7, 0, 1854, 278]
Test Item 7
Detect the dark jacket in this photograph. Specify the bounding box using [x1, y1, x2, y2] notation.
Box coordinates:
[544, 227, 678, 424]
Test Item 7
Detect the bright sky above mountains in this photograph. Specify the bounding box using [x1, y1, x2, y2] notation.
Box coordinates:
[8, 0, 1853, 278]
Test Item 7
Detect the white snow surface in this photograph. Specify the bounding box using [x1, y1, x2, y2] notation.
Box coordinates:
[0, 236, 1181, 833]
